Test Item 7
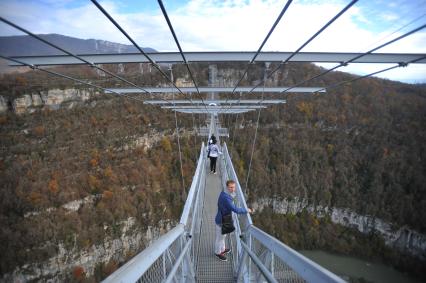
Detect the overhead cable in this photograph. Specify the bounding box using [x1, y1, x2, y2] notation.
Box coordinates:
[90, 0, 203, 111]
[0, 17, 151, 95]
[0, 17, 193, 108]
[0, 55, 146, 104]
[281, 23, 426, 95]
[157, 0, 210, 114]
[225, 0, 294, 113]
[226, 0, 358, 114]
[231, 0, 293, 94]
[314, 54, 426, 93]
[245, 0, 359, 97]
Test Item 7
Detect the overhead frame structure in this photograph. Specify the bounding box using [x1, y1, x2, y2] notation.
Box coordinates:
[144, 99, 286, 105]
[162, 105, 267, 110]
[107, 87, 325, 94]
[173, 109, 255, 114]
[7, 52, 426, 66]
[1, 0, 425, 281]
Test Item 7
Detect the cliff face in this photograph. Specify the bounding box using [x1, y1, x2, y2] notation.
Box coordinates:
[0, 85, 195, 281]
[2, 217, 173, 282]
[253, 198, 426, 260]
[0, 88, 97, 114]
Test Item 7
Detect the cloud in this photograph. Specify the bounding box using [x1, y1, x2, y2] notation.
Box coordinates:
[0, 0, 425, 83]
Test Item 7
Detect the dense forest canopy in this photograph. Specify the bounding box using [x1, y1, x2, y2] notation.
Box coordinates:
[0, 70, 198, 279]
[1, 61, 425, 281]
[219, 63, 426, 233]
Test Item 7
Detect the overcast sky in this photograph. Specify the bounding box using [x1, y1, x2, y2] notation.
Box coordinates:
[0, 0, 425, 83]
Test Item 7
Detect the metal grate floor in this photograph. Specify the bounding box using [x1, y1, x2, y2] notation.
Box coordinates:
[196, 162, 235, 283]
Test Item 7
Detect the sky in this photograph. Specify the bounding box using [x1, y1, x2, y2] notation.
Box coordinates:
[0, 0, 425, 83]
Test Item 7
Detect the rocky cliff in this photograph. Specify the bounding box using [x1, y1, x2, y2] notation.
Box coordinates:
[0, 88, 98, 114]
[252, 197, 426, 260]
[1, 217, 173, 282]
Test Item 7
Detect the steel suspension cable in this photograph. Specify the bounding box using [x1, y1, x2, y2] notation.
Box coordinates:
[0, 17, 196, 109]
[243, 0, 358, 102]
[231, 92, 243, 146]
[232, 0, 293, 93]
[0, 55, 147, 104]
[223, 0, 293, 114]
[191, 112, 199, 161]
[281, 23, 426, 96]
[157, 0, 210, 115]
[170, 74, 186, 191]
[0, 17, 153, 95]
[245, 72, 267, 198]
[90, 0, 202, 111]
[226, 0, 358, 115]
[359, 12, 426, 52]
[313, 54, 426, 94]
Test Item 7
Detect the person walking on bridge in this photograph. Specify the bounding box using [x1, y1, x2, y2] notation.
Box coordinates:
[214, 180, 252, 261]
[208, 134, 216, 146]
[208, 139, 221, 174]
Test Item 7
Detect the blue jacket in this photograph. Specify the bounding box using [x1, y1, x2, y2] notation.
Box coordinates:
[215, 191, 247, 225]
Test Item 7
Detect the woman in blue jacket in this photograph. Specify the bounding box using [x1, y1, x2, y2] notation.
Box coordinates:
[214, 180, 252, 261]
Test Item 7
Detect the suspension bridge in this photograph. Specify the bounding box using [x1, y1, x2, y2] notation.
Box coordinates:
[1, 0, 426, 282]
[101, 115, 346, 283]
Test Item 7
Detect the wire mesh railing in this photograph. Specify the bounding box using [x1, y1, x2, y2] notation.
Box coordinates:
[245, 232, 306, 283]
[219, 137, 344, 283]
[104, 116, 345, 283]
[135, 231, 186, 283]
[102, 143, 206, 283]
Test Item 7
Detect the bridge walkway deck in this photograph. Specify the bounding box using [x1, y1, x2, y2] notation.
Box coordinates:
[196, 161, 234, 283]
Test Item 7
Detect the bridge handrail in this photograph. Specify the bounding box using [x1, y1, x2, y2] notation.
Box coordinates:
[247, 225, 345, 283]
[102, 224, 184, 283]
[164, 238, 194, 283]
[223, 142, 253, 226]
[240, 240, 278, 283]
[221, 139, 343, 283]
[179, 142, 205, 226]
[103, 142, 206, 283]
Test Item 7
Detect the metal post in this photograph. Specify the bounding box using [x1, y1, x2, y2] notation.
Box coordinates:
[163, 252, 167, 280]
[180, 236, 184, 283]
[248, 233, 252, 282]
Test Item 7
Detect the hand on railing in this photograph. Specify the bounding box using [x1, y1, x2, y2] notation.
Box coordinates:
[247, 208, 254, 214]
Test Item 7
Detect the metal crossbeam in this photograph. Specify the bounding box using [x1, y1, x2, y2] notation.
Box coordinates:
[7, 52, 426, 66]
[145, 99, 286, 105]
[174, 109, 254, 114]
[162, 105, 266, 110]
[109, 87, 324, 93]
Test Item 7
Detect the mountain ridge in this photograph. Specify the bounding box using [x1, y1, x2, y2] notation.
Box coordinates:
[0, 33, 156, 56]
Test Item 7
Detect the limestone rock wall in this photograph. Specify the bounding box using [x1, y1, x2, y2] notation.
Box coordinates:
[1, 218, 173, 282]
[252, 197, 426, 260]
[1, 88, 97, 115]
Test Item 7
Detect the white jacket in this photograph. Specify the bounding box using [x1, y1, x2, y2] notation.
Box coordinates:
[208, 144, 221, 157]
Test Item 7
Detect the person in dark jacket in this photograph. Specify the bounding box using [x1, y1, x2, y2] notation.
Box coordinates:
[208, 134, 216, 146]
[214, 180, 252, 261]
[208, 139, 221, 174]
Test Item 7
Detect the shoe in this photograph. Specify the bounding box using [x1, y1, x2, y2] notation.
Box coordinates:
[214, 171, 217, 174]
[223, 248, 231, 254]
[215, 253, 227, 261]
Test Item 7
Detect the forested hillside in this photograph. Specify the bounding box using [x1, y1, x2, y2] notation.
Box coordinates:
[222, 64, 426, 280]
[226, 72, 426, 232]
[1, 61, 425, 281]
[0, 65, 198, 280]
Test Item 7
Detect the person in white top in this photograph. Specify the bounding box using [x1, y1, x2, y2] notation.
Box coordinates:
[208, 139, 221, 174]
